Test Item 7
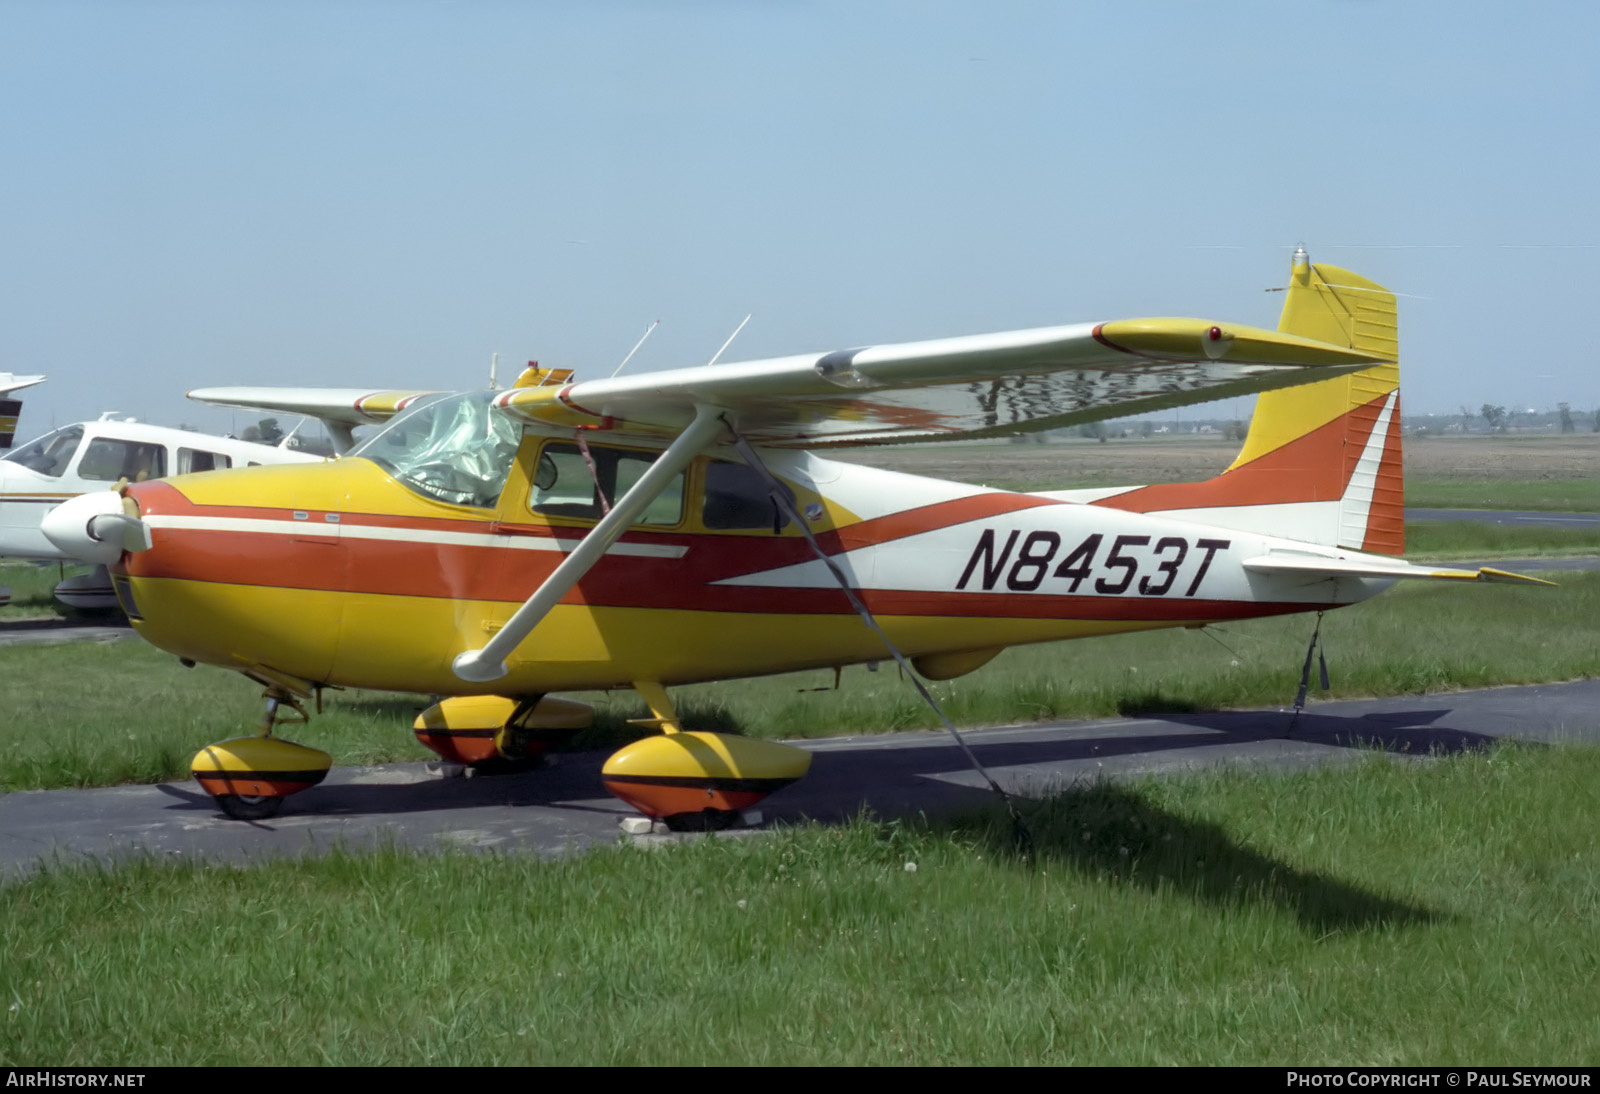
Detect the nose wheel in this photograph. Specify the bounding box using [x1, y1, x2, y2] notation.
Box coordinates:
[192, 689, 331, 820]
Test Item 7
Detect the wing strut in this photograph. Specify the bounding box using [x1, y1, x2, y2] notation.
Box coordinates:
[727, 429, 1034, 859]
[452, 405, 727, 683]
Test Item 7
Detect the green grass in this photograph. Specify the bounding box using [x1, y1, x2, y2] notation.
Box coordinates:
[0, 642, 430, 792]
[1405, 477, 1600, 512]
[0, 562, 89, 622]
[926, 475, 1599, 513]
[4, 574, 1597, 791]
[577, 572, 1600, 741]
[2, 744, 1596, 1064]
[1406, 520, 1600, 560]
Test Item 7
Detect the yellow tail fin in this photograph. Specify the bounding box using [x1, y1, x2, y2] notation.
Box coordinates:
[1229, 250, 1403, 553]
[1091, 251, 1404, 555]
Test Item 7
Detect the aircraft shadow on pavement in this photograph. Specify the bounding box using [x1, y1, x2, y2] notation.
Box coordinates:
[154, 703, 1504, 835]
[777, 706, 1502, 822]
[1141, 707, 1505, 756]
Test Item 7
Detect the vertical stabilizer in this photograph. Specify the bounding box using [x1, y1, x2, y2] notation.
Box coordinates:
[0, 373, 45, 450]
[1092, 252, 1404, 555]
[0, 399, 21, 449]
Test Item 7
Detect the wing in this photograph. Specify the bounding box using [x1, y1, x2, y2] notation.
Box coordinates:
[187, 386, 441, 452]
[494, 317, 1391, 447]
[187, 314, 1391, 451]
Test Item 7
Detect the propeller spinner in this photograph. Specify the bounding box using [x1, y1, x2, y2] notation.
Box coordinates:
[41, 489, 152, 565]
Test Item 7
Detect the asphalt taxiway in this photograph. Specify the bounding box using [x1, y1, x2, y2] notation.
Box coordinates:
[3, 678, 1598, 879]
[2, 505, 1594, 877]
[1407, 508, 1600, 529]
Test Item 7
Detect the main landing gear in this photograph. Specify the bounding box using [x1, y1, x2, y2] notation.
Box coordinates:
[597, 682, 812, 832]
[412, 694, 593, 772]
[195, 683, 812, 829]
[414, 683, 813, 832]
[190, 690, 332, 821]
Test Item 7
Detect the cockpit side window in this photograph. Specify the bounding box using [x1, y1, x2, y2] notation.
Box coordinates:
[2, 424, 83, 478]
[78, 438, 168, 482]
[530, 442, 684, 527]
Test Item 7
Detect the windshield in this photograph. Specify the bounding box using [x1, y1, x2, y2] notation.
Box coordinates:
[350, 392, 522, 508]
[2, 424, 83, 478]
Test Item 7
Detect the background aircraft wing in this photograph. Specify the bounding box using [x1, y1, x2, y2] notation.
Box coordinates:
[497, 317, 1392, 447]
[0, 373, 46, 398]
[187, 386, 440, 427]
[187, 386, 441, 452]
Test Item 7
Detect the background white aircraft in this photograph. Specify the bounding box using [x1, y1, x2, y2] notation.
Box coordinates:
[0, 377, 320, 608]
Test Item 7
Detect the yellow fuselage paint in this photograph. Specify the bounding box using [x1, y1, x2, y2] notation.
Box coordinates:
[126, 576, 1184, 694]
[117, 434, 1250, 700]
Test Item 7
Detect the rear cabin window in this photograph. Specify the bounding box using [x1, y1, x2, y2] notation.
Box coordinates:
[530, 443, 684, 527]
[702, 460, 792, 532]
[78, 438, 167, 482]
[179, 448, 231, 473]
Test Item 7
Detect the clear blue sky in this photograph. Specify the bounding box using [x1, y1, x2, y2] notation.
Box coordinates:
[4, 1, 1597, 434]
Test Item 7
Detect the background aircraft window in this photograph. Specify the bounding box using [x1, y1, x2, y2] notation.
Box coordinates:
[2, 424, 83, 477]
[78, 438, 167, 482]
[703, 460, 792, 532]
[530, 443, 683, 526]
[179, 448, 232, 473]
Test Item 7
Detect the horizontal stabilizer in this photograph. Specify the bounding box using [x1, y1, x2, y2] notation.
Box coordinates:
[1243, 553, 1556, 586]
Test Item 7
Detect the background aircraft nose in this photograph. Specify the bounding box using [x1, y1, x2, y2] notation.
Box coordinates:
[41, 489, 152, 564]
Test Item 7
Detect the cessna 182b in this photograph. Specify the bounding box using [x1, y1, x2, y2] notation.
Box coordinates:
[44, 251, 1543, 823]
[0, 382, 319, 608]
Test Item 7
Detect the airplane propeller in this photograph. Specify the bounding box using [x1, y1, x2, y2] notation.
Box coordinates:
[40, 488, 153, 565]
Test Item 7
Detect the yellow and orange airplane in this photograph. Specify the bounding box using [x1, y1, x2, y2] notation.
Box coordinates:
[44, 250, 1542, 823]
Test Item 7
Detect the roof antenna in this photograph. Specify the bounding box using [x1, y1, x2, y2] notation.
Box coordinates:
[489, 352, 501, 392]
[610, 319, 660, 379]
[707, 314, 751, 367]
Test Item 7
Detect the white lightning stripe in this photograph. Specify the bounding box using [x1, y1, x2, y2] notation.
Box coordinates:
[141, 514, 688, 559]
[1338, 392, 1397, 548]
[1030, 485, 1142, 504]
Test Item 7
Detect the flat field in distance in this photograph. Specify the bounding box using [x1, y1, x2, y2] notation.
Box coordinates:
[838, 432, 1600, 511]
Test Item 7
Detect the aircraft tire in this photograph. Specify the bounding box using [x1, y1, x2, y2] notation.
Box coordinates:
[661, 809, 742, 833]
[216, 794, 284, 821]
